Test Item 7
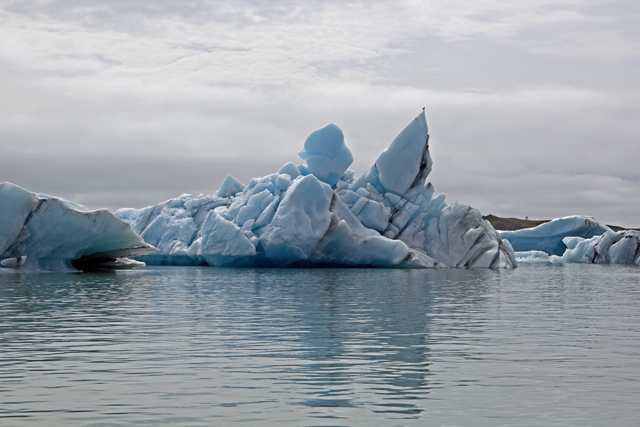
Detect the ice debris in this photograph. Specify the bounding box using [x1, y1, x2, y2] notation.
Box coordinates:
[0, 182, 156, 272]
[116, 111, 516, 268]
[513, 250, 559, 263]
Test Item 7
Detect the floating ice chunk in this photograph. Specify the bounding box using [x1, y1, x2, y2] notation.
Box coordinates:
[0, 256, 26, 269]
[214, 174, 245, 198]
[513, 250, 551, 262]
[73, 257, 146, 270]
[499, 215, 611, 256]
[0, 182, 156, 272]
[298, 123, 353, 187]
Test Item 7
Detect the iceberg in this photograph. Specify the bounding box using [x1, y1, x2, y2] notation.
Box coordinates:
[116, 112, 516, 269]
[562, 230, 640, 265]
[514, 230, 640, 265]
[0, 182, 156, 272]
[498, 215, 611, 256]
[506, 216, 640, 265]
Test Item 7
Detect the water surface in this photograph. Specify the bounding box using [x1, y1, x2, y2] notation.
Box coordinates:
[1, 264, 639, 426]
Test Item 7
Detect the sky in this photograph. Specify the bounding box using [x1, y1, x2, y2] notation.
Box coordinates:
[1, 0, 639, 227]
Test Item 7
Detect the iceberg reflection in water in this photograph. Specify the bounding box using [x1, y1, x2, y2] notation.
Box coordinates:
[1, 265, 639, 425]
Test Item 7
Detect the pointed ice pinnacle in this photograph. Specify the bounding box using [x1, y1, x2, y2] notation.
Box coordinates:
[374, 110, 432, 199]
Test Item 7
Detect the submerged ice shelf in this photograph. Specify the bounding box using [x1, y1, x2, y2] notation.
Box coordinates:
[0, 182, 156, 272]
[116, 112, 516, 269]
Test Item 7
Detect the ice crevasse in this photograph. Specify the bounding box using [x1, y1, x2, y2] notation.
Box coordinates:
[116, 112, 517, 268]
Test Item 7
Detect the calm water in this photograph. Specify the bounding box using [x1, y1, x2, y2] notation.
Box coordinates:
[1, 264, 639, 426]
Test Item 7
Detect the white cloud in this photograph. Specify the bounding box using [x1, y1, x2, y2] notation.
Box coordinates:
[1, 0, 639, 226]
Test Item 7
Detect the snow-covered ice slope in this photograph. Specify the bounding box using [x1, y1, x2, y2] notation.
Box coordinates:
[498, 215, 610, 256]
[0, 182, 157, 272]
[116, 112, 516, 268]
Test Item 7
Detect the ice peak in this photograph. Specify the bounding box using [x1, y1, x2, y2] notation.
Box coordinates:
[375, 111, 432, 198]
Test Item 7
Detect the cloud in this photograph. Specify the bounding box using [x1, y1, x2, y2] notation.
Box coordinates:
[1, 0, 639, 227]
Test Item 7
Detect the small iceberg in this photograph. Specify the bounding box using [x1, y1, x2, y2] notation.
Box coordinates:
[562, 230, 640, 265]
[503, 216, 640, 265]
[498, 215, 611, 256]
[0, 182, 157, 272]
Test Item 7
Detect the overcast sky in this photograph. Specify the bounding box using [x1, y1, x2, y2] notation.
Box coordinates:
[1, 0, 639, 227]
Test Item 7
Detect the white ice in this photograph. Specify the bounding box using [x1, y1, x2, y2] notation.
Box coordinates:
[513, 250, 555, 263]
[0, 182, 156, 272]
[562, 230, 640, 265]
[116, 111, 516, 269]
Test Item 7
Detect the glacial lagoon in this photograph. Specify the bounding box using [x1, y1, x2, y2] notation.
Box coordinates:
[1, 264, 639, 426]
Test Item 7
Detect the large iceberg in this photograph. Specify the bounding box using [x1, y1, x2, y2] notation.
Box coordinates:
[116, 112, 516, 269]
[498, 215, 611, 256]
[0, 182, 157, 272]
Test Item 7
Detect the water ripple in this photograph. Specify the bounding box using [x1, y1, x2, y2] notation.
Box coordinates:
[1, 265, 640, 425]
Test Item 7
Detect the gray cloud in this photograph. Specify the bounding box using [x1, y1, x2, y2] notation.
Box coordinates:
[1, 0, 639, 227]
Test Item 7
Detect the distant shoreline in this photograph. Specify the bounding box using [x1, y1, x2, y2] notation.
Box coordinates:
[482, 214, 638, 232]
